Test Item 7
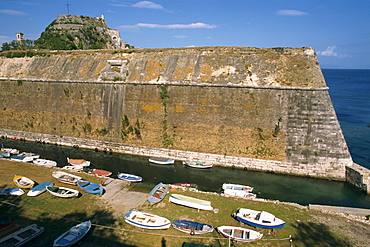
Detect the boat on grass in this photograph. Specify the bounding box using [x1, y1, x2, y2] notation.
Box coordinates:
[46, 186, 79, 198]
[88, 168, 112, 178]
[33, 158, 57, 167]
[27, 181, 53, 197]
[53, 220, 91, 247]
[1, 146, 19, 155]
[0, 223, 44, 247]
[148, 182, 169, 204]
[183, 161, 213, 169]
[124, 209, 171, 230]
[76, 180, 104, 195]
[10, 152, 39, 163]
[0, 151, 11, 158]
[13, 175, 35, 188]
[0, 188, 24, 196]
[233, 208, 285, 229]
[118, 172, 142, 182]
[62, 165, 84, 172]
[172, 220, 214, 235]
[149, 157, 175, 165]
[52, 171, 82, 185]
[67, 158, 91, 167]
[169, 194, 213, 211]
[217, 226, 263, 243]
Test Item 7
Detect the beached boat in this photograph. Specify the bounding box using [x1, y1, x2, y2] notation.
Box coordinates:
[148, 182, 169, 204]
[67, 157, 91, 167]
[62, 165, 84, 172]
[169, 194, 213, 211]
[13, 175, 35, 188]
[170, 183, 198, 190]
[0, 223, 44, 247]
[10, 152, 39, 163]
[233, 208, 285, 229]
[118, 172, 142, 182]
[183, 161, 213, 169]
[27, 181, 53, 197]
[124, 209, 171, 230]
[33, 158, 57, 167]
[1, 146, 19, 155]
[172, 220, 214, 235]
[52, 171, 82, 185]
[0, 151, 11, 158]
[88, 168, 112, 178]
[76, 180, 104, 195]
[0, 188, 24, 196]
[149, 157, 175, 165]
[217, 226, 263, 242]
[53, 220, 91, 247]
[46, 186, 79, 198]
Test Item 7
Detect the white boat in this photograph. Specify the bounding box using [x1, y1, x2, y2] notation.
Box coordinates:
[1, 146, 19, 155]
[62, 165, 84, 172]
[67, 158, 91, 167]
[169, 194, 213, 211]
[0, 188, 24, 196]
[149, 157, 175, 165]
[53, 220, 91, 247]
[33, 158, 57, 167]
[46, 185, 79, 198]
[124, 209, 171, 230]
[52, 171, 82, 185]
[222, 183, 256, 198]
[13, 175, 35, 188]
[10, 152, 40, 163]
[0, 223, 44, 246]
[27, 181, 53, 196]
[217, 226, 263, 242]
[118, 172, 142, 182]
[183, 161, 213, 169]
[233, 208, 286, 229]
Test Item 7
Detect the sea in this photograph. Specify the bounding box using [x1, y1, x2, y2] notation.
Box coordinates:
[1, 69, 370, 208]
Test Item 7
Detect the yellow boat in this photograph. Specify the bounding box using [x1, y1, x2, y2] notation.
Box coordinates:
[13, 175, 35, 189]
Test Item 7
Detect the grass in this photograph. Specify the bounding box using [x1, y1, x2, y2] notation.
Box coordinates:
[0, 159, 353, 247]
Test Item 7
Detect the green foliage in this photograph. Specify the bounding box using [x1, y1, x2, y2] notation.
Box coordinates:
[34, 32, 77, 50]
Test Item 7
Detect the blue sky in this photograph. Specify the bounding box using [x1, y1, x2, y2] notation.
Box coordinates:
[0, 0, 369, 69]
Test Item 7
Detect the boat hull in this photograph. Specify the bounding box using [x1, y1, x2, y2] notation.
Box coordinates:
[53, 220, 91, 247]
[183, 161, 213, 169]
[124, 209, 171, 230]
[118, 173, 142, 182]
[148, 182, 169, 204]
[27, 181, 53, 196]
[169, 194, 213, 211]
[0, 188, 24, 196]
[46, 186, 79, 198]
[76, 180, 104, 195]
[233, 208, 285, 229]
[172, 220, 214, 235]
[52, 171, 82, 185]
[13, 175, 35, 188]
[217, 226, 263, 242]
[149, 157, 175, 165]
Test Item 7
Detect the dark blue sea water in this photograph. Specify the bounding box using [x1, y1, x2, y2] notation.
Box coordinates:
[323, 69, 370, 169]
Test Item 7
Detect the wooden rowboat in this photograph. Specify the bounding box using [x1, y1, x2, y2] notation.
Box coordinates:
[52, 171, 82, 185]
[148, 182, 169, 204]
[46, 186, 79, 198]
[13, 175, 35, 188]
[27, 181, 53, 197]
[169, 194, 213, 211]
[172, 220, 214, 235]
[149, 157, 175, 165]
[76, 180, 104, 195]
[53, 220, 91, 247]
[124, 209, 171, 230]
[217, 226, 263, 242]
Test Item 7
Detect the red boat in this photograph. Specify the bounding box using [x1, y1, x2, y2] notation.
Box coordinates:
[88, 169, 112, 178]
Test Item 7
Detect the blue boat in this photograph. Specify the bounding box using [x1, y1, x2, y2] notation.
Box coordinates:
[172, 220, 214, 235]
[147, 182, 169, 204]
[53, 220, 91, 247]
[27, 181, 53, 196]
[232, 208, 285, 229]
[0, 188, 24, 196]
[118, 172, 142, 182]
[76, 180, 104, 195]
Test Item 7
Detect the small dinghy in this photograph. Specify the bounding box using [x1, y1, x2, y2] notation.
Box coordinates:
[183, 160, 213, 169]
[217, 226, 263, 243]
[149, 157, 175, 165]
[169, 194, 213, 211]
[67, 158, 91, 167]
[118, 172, 142, 182]
[13, 175, 35, 188]
[233, 208, 285, 229]
[33, 158, 57, 167]
[27, 181, 53, 197]
[148, 182, 169, 204]
[124, 209, 171, 230]
[0, 188, 24, 196]
[52, 171, 82, 185]
[53, 220, 91, 247]
[88, 169, 112, 178]
[46, 186, 79, 198]
[76, 180, 104, 195]
[172, 220, 214, 235]
[10, 152, 39, 163]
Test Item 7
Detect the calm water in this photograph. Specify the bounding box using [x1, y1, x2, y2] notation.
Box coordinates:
[1, 69, 370, 208]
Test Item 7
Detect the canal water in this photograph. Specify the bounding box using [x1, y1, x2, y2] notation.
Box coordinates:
[2, 138, 370, 209]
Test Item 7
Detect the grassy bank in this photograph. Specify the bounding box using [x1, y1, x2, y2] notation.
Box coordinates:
[0, 159, 356, 246]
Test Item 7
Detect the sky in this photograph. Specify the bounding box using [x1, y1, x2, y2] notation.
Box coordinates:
[0, 0, 369, 69]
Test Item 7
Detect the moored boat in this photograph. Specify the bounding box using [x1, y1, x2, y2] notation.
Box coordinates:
[169, 194, 213, 211]
[46, 185, 79, 198]
[172, 220, 214, 235]
[76, 180, 104, 195]
[0, 188, 24, 196]
[232, 208, 285, 229]
[13, 175, 35, 188]
[222, 183, 256, 199]
[148, 182, 169, 204]
[170, 183, 198, 190]
[27, 181, 54, 196]
[124, 209, 171, 230]
[217, 226, 263, 242]
[88, 168, 112, 178]
[33, 158, 57, 167]
[52, 171, 82, 185]
[118, 172, 142, 182]
[183, 161, 213, 169]
[62, 165, 84, 172]
[149, 157, 175, 165]
[53, 220, 91, 247]
[67, 158, 91, 167]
